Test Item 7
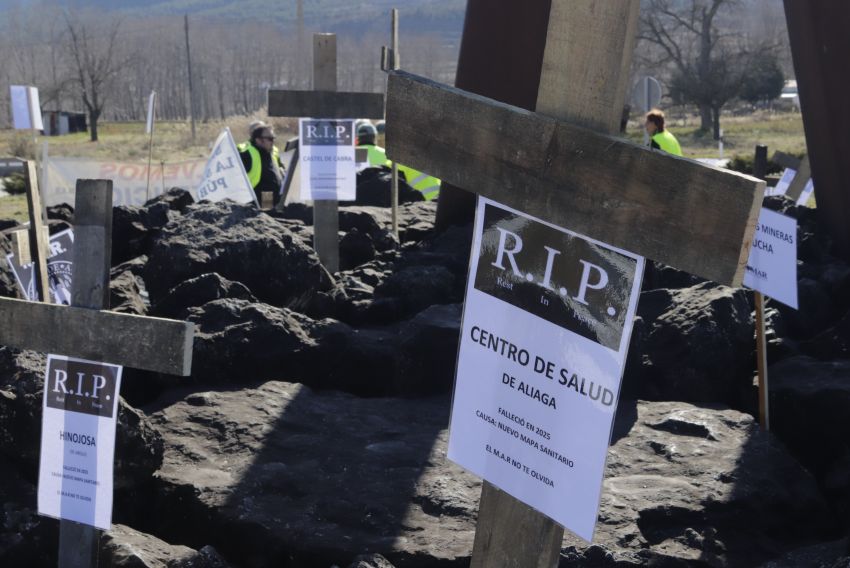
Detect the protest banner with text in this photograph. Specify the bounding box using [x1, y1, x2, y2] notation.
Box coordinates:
[45, 158, 205, 207]
[196, 128, 257, 205]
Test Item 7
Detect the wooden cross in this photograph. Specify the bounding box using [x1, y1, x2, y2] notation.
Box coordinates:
[267, 33, 385, 273]
[385, 3, 763, 566]
[0, 179, 194, 568]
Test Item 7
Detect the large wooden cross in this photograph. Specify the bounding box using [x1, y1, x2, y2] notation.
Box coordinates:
[267, 33, 385, 273]
[385, 3, 763, 567]
[0, 179, 194, 568]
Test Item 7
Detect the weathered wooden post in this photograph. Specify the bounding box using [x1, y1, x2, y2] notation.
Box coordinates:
[267, 33, 385, 273]
[0, 179, 195, 568]
[385, 1, 764, 564]
[784, 0, 850, 260]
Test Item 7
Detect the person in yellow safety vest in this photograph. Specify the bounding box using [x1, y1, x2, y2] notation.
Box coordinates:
[645, 108, 683, 156]
[237, 121, 286, 206]
[355, 122, 441, 201]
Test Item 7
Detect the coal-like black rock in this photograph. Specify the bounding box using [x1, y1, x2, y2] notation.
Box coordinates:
[101, 524, 231, 568]
[565, 400, 833, 567]
[151, 272, 256, 320]
[626, 282, 754, 405]
[145, 387, 832, 568]
[144, 187, 196, 213]
[349, 167, 424, 207]
[769, 356, 850, 527]
[395, 303, 462, 396]
[144, 201, 333, 310]
[147, 382, 478, 568]
[348, 554, 397, 568]
[112, 201, 174, 265]
[186, 298, 403, 396]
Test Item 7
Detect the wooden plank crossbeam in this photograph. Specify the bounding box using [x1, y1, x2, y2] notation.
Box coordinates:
[0, 297, 193, 376]
[385, 70, 764, 287]
[268, 90, 384, 119]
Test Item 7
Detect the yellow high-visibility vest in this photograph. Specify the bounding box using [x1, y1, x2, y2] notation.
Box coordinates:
[651, 130, 682, 156]
[237, 142, 281, 188]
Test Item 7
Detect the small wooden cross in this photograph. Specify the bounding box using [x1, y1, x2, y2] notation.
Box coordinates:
[385, 3, 763, 566]
[0, 179, 194, 568]
[267, 33, 385, 273]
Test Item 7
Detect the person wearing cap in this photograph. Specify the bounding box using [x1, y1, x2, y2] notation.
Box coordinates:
[237, 122, 286, 205]
[356, 121, 441, 200]
[645, 109, 682, 156]
[356, 122, 391, 168]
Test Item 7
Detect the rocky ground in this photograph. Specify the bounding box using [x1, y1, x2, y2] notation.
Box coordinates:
[1, 181, 849, 567]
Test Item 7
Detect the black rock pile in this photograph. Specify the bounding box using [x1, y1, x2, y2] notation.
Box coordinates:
[0, 187, 848, 567]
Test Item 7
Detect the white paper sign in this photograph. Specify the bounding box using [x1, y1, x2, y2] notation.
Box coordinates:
[299, 118, 356, 201]
[44, 156, 205, 207]
[38, 355, 123, 530]
[6, 228, 74, 304]
[767, 168, 796, 197]
[145, 91, 156, 134]
[10, 85, 44, 130]
[196, 128, 257, 205]
[744, 208, 798, 309]
[796, 179, 815, 207]
[448, 197, 645, 541]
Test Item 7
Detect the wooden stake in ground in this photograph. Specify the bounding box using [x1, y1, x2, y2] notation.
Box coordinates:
[0, 179, 194, 568]
[754, 291, 770, 430]
[267, 33, 384, 273]
[389, 9, 401, 238]
[23, 160, 51, 303]
[385, 2, 763, 565]
[145, 91, 157, 201]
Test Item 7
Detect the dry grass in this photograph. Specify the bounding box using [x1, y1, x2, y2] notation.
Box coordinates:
[0, 110, 806, 224]
[626, 109, 807, 160]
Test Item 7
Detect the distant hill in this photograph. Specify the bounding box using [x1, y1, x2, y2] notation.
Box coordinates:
[0, 0, 466, 38]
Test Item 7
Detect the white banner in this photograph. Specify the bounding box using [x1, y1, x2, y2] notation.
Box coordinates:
[44, 157, 206, 207]
[10, 85, 44, 130]
[145, 91, 156, 134]
[797, 179, 815, 207]
[6, 228, 74, 304]
[196, 128, 257, 205]
[38, 355, 123, 530]
[299, 118, 356, 201]
[767, 168, 796, 197]
[448, 197, 645, 541]
[744, 208, 798, 309]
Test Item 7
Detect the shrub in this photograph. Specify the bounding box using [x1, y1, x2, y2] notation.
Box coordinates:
[3, 172, 27, 195]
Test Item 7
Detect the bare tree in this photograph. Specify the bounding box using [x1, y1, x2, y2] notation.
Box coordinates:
[64, 12, 123, 141]
[638, 0, 774, 139]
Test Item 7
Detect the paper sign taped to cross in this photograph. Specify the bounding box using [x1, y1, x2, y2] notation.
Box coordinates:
[448, 197, 645, 541]
[6, 228, 74, 304]
[744, 208, 798, 309]
[38, 355, 123, 530]
[298, 118, 356, 201]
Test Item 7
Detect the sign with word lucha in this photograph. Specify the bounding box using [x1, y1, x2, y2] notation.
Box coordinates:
[448, 197, 645, 541]
[299, 118, 356, 201]
[744, 208, 798, 309]
[6, 229, 74, 304]
[38, 355, 123, 529]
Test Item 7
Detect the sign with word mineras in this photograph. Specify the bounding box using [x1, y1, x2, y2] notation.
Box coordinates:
[38, 355, 123, 529]
[448, 197, 644, 541]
